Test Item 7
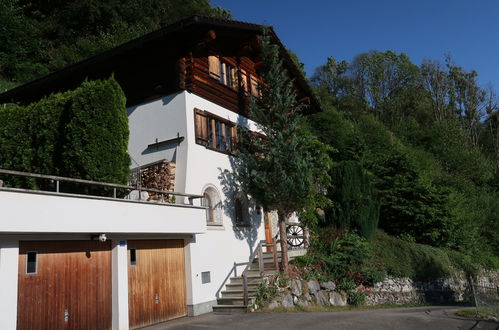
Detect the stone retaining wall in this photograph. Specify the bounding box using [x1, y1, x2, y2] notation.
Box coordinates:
[266, 270, 499, 309]
[267, 279, 347, 309]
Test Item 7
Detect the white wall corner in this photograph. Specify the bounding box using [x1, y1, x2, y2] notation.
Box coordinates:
[0, 240, 19, 330]
[112, 240, 129, 330]
[183, 236, 194, 306]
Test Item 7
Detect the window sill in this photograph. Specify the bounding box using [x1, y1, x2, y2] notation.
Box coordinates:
[195, 142, 234, 156]
[207, 223, 225, 230]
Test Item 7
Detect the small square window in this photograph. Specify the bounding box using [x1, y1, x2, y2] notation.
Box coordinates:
[130, 248, 137, 266]
[26, 251, 37, 274]
[201, 271, 211, 284]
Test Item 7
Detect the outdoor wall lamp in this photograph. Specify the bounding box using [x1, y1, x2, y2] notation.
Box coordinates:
[91, 233, 107, 242]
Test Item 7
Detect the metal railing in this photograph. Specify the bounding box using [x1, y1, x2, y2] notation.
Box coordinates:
[240, 238, 279, 306]
[472, 284, 499, 317]
[0, 168, 204, 205]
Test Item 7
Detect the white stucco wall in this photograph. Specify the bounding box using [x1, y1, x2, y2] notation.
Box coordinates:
[127, 92, 190, 195]
[0, 189, 206, 235]
[128, 91, 268, 306]
[183, 92, 266, 306]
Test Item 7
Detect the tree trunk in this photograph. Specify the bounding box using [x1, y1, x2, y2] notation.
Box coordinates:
[278, 211, 289, 271]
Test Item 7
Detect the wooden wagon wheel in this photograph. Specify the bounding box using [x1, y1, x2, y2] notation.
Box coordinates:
[286, 225, 304, 247]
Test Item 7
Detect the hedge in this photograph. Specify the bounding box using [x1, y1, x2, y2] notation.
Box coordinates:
[0, 76, 130, 186]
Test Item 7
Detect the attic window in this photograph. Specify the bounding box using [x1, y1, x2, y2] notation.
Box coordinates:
[208, 56, 237, 89]
[209, 56, 221, 79]
[250, 75, 260, 97]
[240, 69, 249, 94]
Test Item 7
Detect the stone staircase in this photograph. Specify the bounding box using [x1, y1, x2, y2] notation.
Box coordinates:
[212, 251, 281, 314]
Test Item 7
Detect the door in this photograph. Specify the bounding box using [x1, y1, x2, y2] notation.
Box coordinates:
[128, 240, 187, 329]
[17, 240, 112, 330]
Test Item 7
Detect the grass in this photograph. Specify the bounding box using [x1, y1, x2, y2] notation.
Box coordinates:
[372, 230, 479, 280]
[455, 308, 498, 321]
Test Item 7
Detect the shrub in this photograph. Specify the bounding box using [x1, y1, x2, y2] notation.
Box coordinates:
[372, 230, 482, 279]
[254, 281, 278, 308]
[347, 290, 366, 306]
[293, 229, 385, 285]
[0, 77, 130, 186]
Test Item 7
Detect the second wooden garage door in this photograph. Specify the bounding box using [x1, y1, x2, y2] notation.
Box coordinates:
[128, 240, 187, 329]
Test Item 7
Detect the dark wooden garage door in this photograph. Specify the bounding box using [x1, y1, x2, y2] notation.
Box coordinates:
[17, 241, 112, 330]
[128, 240, 186, 329]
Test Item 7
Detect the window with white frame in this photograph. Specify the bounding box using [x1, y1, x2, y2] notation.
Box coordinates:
[202, 186, 222, 225]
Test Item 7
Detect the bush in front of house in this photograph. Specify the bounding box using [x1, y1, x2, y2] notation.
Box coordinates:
[292, 228, 386, 287]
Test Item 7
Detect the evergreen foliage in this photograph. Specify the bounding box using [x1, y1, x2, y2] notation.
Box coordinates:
[229, 29, 332, 268]
[326, 161, 379, 239]
[62, 78, 130, 183]
[0, 77, 129, 185]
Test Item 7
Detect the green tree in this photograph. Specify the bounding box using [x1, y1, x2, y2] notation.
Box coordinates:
[349, 50, 419, 112]
[1, 0, 232, 87]
[230, 30, 330, 269]
[326, 161, 380, 239]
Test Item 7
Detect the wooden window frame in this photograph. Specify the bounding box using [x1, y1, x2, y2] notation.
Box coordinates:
[194, 109, 237, 154]
[208, 56, 242, 91]
[250, 74, 261, 97]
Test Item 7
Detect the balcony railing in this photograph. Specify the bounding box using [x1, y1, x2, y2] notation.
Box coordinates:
[0, 168, 203, 206]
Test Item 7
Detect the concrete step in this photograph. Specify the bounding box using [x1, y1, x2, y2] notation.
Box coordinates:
[229, 276, 261, 285]
[248, 263, 280, 271]
[212, 305, 248, 314]
[221, 289, 258, 298]
[217, 296, 255, 306]
[225, 283, 260, 290]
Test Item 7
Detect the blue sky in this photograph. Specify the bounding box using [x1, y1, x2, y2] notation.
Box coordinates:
[213, 0, 499, 89]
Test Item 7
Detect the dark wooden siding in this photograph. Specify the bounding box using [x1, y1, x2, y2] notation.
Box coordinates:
[189, 55, 260, 115]
[128, 239, 187, 329]
[17, 241, 112, 330]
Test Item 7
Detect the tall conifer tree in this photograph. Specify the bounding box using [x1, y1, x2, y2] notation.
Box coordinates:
[231, 29, 324, 269]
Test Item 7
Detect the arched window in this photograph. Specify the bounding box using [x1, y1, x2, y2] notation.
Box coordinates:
[234, 192, 249, 225]
[202, 186, 222, 225]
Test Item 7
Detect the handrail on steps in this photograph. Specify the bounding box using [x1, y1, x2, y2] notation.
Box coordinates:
[241, 237, 279, 306]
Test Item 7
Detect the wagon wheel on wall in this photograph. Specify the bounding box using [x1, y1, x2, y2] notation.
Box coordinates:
[286, 225, 304, 247]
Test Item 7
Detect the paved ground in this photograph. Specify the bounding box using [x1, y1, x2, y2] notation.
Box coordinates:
[144, 306, 498, 330]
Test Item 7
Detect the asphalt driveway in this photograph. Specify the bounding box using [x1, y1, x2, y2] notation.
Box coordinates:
[143, 306, 498, 330]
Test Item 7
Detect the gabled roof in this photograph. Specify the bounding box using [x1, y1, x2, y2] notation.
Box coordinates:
[0, 16, 320, 112]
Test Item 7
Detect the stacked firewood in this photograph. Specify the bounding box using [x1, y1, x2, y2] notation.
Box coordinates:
[139, 161, 176, 203]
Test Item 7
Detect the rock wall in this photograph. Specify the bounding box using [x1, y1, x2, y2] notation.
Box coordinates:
[366, 271, 499, 306]
[266, 270, 499, 309]
[267, 279, 347, 309]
